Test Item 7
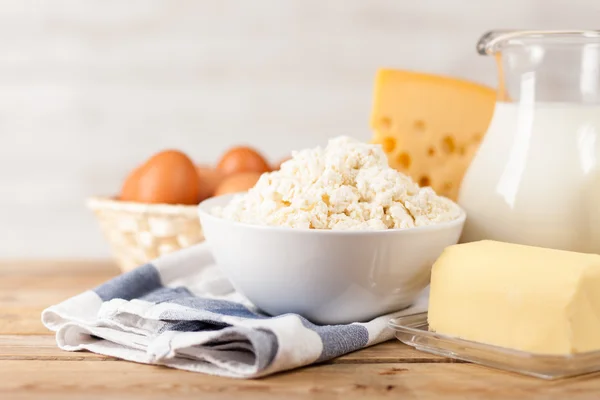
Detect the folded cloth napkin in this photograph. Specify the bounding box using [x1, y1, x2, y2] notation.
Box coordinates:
[42, 243, 429, 378]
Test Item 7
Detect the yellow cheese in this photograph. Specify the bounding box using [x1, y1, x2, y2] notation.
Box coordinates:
[370, 69, 496, 200]
[428, 240, 600, 355]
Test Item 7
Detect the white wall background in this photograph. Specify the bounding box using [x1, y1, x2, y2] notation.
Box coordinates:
[1, 0, 598, 258]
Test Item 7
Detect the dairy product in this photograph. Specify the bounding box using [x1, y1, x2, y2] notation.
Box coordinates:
[459, 102, 600, 253]
[428, 240, 600, 355]
[370, 69, 496, 200]
[213, 136, 461, 230]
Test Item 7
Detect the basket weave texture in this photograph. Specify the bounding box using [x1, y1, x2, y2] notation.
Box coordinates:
[87, 197, 204, 272]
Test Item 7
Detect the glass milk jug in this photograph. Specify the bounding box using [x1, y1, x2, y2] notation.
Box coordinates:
[459, 30, 600, 253]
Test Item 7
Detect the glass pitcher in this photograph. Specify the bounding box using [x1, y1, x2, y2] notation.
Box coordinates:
[458, 30, 600, 253]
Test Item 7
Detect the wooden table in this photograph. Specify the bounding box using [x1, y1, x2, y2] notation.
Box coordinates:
[1, 261, 599, 400]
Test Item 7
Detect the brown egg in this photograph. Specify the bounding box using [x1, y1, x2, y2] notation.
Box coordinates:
[214, 172, 263, 196]
[272, 155, 292, 170]
[196, 164, 225, 201]
[120, 150, 201, 205]
[216, 146, 271, 176]
[120, 165, 141, 201]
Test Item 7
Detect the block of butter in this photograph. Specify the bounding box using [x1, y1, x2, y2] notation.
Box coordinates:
[428, 240, 600, 355]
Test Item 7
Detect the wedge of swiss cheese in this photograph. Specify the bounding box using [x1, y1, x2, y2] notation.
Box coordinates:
[370, 69, 496, 200]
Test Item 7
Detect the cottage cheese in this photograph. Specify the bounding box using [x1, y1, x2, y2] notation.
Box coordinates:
[213, 136, 461, 230]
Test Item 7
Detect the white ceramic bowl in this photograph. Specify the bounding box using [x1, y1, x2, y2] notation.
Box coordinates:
[198, 194, 466, 325]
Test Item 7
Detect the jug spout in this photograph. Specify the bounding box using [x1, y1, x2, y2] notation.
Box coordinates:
[477, 30, 600, 104]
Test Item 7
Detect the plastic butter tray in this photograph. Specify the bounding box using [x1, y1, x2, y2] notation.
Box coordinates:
[388, 312, 600, 380]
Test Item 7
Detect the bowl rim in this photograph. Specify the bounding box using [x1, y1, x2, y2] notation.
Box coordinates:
[198, 193, 466, 236]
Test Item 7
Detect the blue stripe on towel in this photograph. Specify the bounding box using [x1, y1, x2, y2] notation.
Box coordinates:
[169, 297, 268, 319]
[42, 241, 425, 379]
[161, 320, 230, 333]
[93, 263, 368, 367]
[94, 263, 162, 301]
[300, 318, 369, 362]
[140, 286, 194, 303]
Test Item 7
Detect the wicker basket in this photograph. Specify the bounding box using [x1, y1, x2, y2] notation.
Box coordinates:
[87, 196, 204, 272]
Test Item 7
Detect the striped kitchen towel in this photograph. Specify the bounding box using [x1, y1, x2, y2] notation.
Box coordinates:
[41, 242, 428, 378]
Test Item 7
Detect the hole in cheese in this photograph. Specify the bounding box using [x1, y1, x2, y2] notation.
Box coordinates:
[413, 120, 426, 133]
[458, 146, 466, 155]
[419, 176, 431, 187]
[369, 69, 496, 201]
[442, 136, 456, 154]
[473, 132, 483, 142]
[381, 137, 396, 153]
[380, 117, 392, 131]
[396, 152, 411, 169]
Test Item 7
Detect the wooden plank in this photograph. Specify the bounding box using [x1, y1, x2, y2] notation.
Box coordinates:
[334, 341, 450, 363]
[0, 274, 115, 308]
[0, 336, 114, 361]
[0, 335, 444, 363]
[0, 308, 50, 335]
[0, 262, 115, 335]
[0, 287, 91, 309]
[0, 260, 119, 276]
[0, 275, 115, 309]
[0, 360, 599, 400]
[0, 274, 116, 291]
